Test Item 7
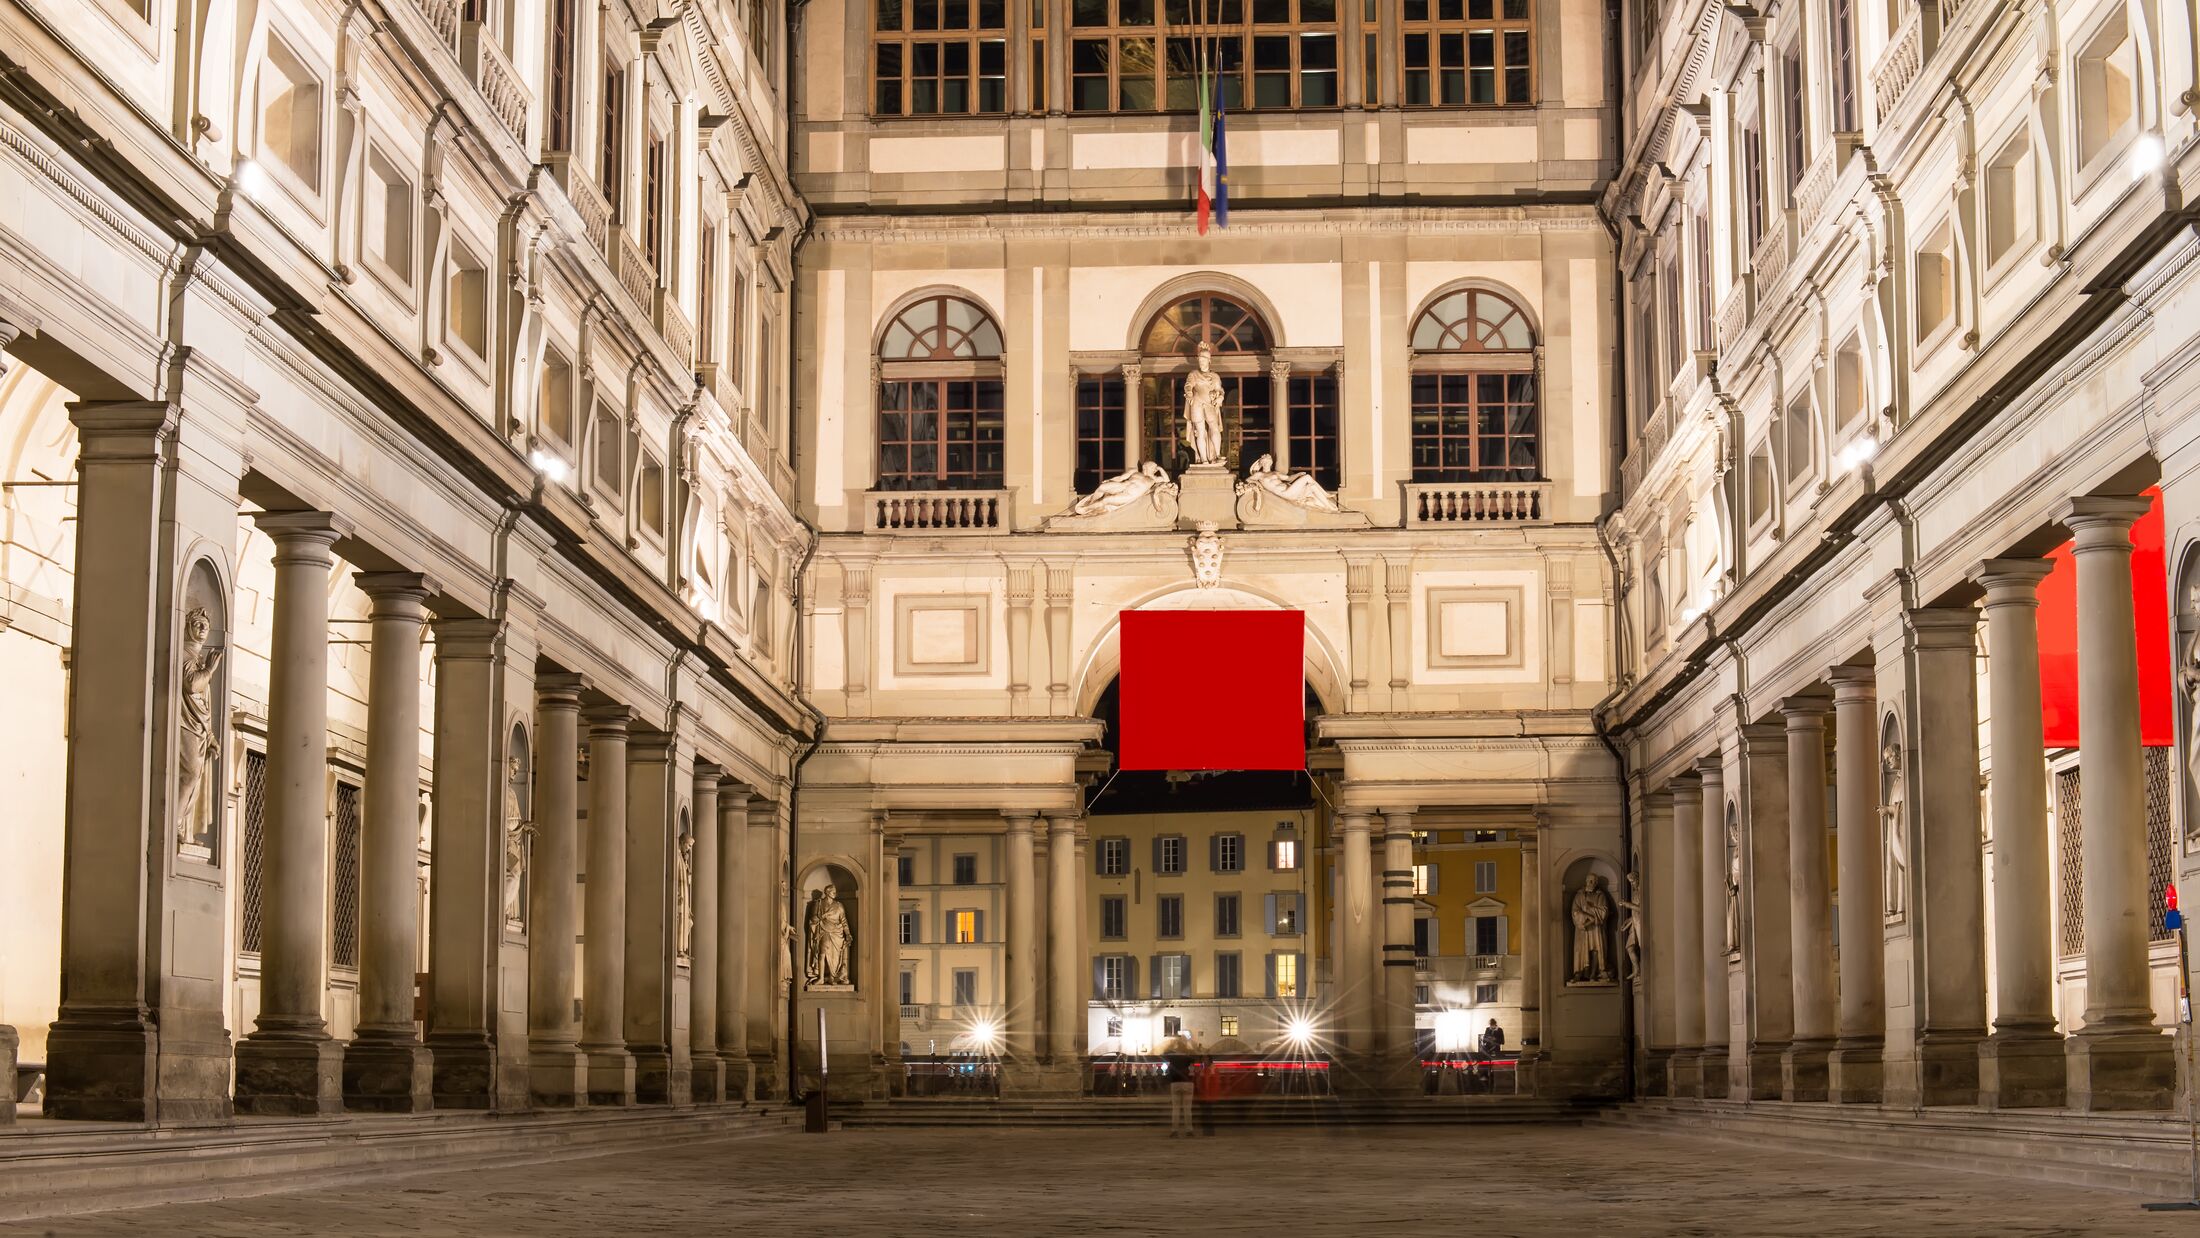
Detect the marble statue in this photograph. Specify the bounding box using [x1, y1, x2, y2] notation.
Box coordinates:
[1236, 453, 1344, 513]
[674, 833, 695, 957]
[1067, 461, 1177, 517]
[1723, 815, 1743, 954]
[501, 755, 532, 927]
[2181, 584, 2200, 840]
[175, 606, 224, 847]
[1569, 873, 1615, 983]
[1616, 872, 1644, 982]
[1181, 343, 1226, 467]
[804, 883, 851, 987]
[779, 922, 799, 996]
[1881, 740, 1908, 920]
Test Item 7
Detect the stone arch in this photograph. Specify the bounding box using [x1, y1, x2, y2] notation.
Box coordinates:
[1405, 276, 1545, 352]
[1070, 582, 1347, 718]
[870, 284, 1009, 357]
[1124, 271, 1291, 353]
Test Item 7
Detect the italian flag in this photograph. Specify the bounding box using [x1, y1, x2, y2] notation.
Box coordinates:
[1196, 71, 1217, 236]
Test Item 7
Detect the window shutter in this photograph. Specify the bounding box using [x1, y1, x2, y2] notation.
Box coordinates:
[1268, 840, 1280, 870]
[1264, 951, 1278, 998]
[1092, 957, 1108, 1001]
[1152, 836, 1163, 874]
[1264, 893, 1278, 934]
[1126, 955, 1140, 1001]
[1150, 954, 1161, 1000]
[1209, 834, 1222, 872]
[1497, 915, 1509, 956]
[1426, 866, 1439, 894]
[976, 910, 986, 942]
[1293, 952, 1306, 996]
[1095, 840, 1106, 876]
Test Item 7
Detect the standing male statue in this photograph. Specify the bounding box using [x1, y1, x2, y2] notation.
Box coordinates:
[1180, 341, 1226, 467]
[175, 606, 224, 847]
[804, 883, 852, 987]
[1569, 872, 1615, 983]
[501, 755, 532, 928]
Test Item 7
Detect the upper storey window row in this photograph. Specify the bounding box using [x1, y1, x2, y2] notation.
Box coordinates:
[871, 0, 1533, 117]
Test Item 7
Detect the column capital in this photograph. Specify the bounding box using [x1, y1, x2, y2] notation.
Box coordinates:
[1669, 774, 1704, 807]
[1904, 605, 1980, 647]
[1269, 359, 1293, 382]
[355, 571, 437, 612]
[1739, 722, 1787, 753]
[67, 399, 178, 448]
[536, 672, 591, 708]
[628, 729, 676, 759]
[745, 798, 781, 828]
[1338, 810, 1374, 832]
[1002, 810, 1038, 834]
[430, 615, 505, 659]
[1969, 558, 2055, 598]
[1046, 814, 1081, 838]
[715, 777, 753, 810]
[1825, 664, 1876, 701]
[1779, 696, 1834, 726]
[254, 510, 350, 561]
[1694, 754, 1726, 787]
[693, 760, 726, 786]
[2057, 495, 2152, 542]
[583, 703, 634, 736]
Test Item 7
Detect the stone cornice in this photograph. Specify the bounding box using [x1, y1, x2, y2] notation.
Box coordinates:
[812, 207, 1604, 245]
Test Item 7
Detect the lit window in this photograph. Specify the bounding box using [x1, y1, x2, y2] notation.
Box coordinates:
[1272, 838, 1299, 870]
[1475, 981, 1499, 1003]
[1267, 891, 1302, 936]
[952, 910, 979, 943]
[1413, 864, 1437, 896]
[1271, 951, 1299, 998]
[1220, 1015, 1240, 1038]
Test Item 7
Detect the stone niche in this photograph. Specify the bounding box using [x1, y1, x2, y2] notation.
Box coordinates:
[794, 860, 875, 1098]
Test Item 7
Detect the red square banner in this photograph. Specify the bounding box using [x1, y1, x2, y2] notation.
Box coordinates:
[1118, 609, 1305, 771]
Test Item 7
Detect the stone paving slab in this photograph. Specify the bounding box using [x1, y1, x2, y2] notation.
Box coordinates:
[0, 1124, 2190, 1237]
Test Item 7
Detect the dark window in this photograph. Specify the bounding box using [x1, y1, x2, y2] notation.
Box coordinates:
[1158, 894, 1184, 938]
[1074, 372, 1128, 495]
[1742, 120, 1766, 248]
[1215, 892, 1241, 937]
[548, 0, 576, 152]
[897, 851, 915, 886]
[240, 749, 268, 954]
[1098, 837, 1130, 876]
[1693, 201, 1715, 349]
[877, 295, 1008, 490]
[1781, 43, 1806, 196]
[698, 226, 719, 366]
[1474, 914, 1500, 954]
[330, 781, 362, 969]
[1102, 895, 1128, 939]
[952, 853, 978, 885]
[1216, 951, 1242, 998]
[1401, 0, 1535, 107]
[952, 969, 978, 1006]
[899, 969, 915, 1005]
[600, 62, 625, 217]
[644, 127, 667, 276]
[1408, 287, 1540, 480]
[1828, 0, 1858, 131]
[1285, 372, 1341, 492]
[1413, 917, 1435, 959]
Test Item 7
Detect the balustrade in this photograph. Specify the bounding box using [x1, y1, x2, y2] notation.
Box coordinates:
[1401, 480, 1550, 525]
[868, 490, 1009, 533]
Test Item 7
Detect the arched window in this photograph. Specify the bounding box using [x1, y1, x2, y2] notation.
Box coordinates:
[875, 294, 1006, 491]
[1408, 287, 1539, 482]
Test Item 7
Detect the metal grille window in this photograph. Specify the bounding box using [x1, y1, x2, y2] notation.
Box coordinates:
[1074, 372, 1128, 495]
[2148, 746, 2174, 941]
[1401, 0, 1534, 107]
[2056, 765, 2084, 956]
[331, 781, 363, 969]
[1158, 894, 1185, 938]
[876, 295, 1007, 491]
[1409, 287, 1539, 482]
[874, 0, 1011, 116]
[241, 749, 269, 954]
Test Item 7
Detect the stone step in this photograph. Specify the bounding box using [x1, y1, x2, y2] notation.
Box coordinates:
[1593, 1101, 2200, 1196]
[836, 1098, 1603, 1128]
[0, 1104, 802, 1224]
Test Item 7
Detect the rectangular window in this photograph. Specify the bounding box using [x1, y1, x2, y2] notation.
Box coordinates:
[1828, 0, 1857, 132]
[637, 452, 667, 541]
[1741, 118, 1766, 249]
[1156, 835, 1186, 875]
[1266, 891, 1303, 935]
[1212, 832, 1245, 873]
[330, 781, 362, 969]
[1073, 372, 1127, 495]
[644, 127, 666, 274]
[1215, 892, 1241, 938]
[899, 969, 915, 1006]
[1693, 199, 1714, 349]
[363, 147, 415, 290]
[1834, 338, 1867, 431]
[1155, 952, 1191, 999]
[1475, 981, 1499, 1003]
[1474, 860, 1497, 893]
[1269, 950, 1300, 998]
[874, 0, 1010, 117]
[1914, 223, 1954, 343]
[1781, 41, 1806, 196]
[1102, 895, 1127, 940]
[1401, 0, 1535, 108]
[2076, 9, 2134, 169]
[447, 245, 489, 360]
[698, 226, 719, 366]
[952, 968, 978, 1006]
[1216, 952, 1242, 999]
[590, 406, 624, 505]
[547, 0, 576, 151]
[875, 378, 1007, 490]
[1474, 914, 1500, 955]
[899, 908, 918, 944]
[1285, 372, 1342, 493]
[1098, 954, 1130, 1000]
[600, 61, 626, 217]
[1271, 838, 1299, 870]
[952, 909, 980, 943]
[1781, 393, 1814, 486]
[1747, 442, 1775, 526]
[1413, 916, 1435, 959]
[1408, 372, 1539, 481]
[1158, 894, 1184, 939]
[1412, 863, 1437, 896]
[1219, 1013, 1240, 1037]
[1098, 837, 1130, 876]
[898, 851, 915, 887]
[539, 350, 574, 449]
[257, 34, 325, 192]
[953, 853, 978, 885]
[1984, 131, 2036, 269]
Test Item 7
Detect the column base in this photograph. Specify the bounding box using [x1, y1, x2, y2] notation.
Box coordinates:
[1826, 1040, 1883, 1104]
[234, 1033, 344, 1116]
[1698, 1047, 1731, 1099]
[1916, 1031, 1984, 1106]
[726, 1056, 757, 1103]
[43, 1013, 159, 1122]
[691, 1053, 727, 1104]
[1781, 1038, 1834, 1102]
[2066, 1027, 2175, 1112]
[1000, 1058, 1083, 1097]
[1979, 1032, 2067, 1109]
[747, 1052, 780, 1101]
[1641, 1048, 1673, 1097]
[0, 1025, 16, 1126]
[587, 1048, 637, 1106]
[341, 1037, 433, 1113]
[1666, 1049, 1702, 1099]
[1744, 1043, 1787, 1100]
[426, 1034, 498, 1110]
[632, 1049, 674, 1105]
[527, 1043, 589, 1108]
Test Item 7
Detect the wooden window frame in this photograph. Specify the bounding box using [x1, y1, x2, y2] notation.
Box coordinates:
[873, 0, 1012, 117]
[1399, 0, 1536, 109]
[1407, 287, 1541, 483]
[1074, 371, 1128, 495]
[1066, 0, 1345, 116]
[875, 294, 1009, 491]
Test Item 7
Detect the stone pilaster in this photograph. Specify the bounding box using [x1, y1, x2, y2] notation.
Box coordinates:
[1781, 699, 1836, 1102]
[1639, 788, 1678, 1097]
[1667, 777, 1705, 1098]
[1047, 816, 1082, 1064]
[689, 763, 725, 1103]
[1696, 756, 1730, 1099]
[1739, 724, 1794, 1100]
[527, 674, 589, 1107]
[1003, 812, 1040, 1063]
[715, 782, 754, 1099]
[1380, 810, 1418, 1089]
[1826, 665, 1885, 1103]
[1337, 811, 1376, 1064]
[1908, 607, 1990, 1106]
[624, 730, 677, 1103]
[745, 796, 786, 1098]
[581, 705, 635, 1105]
[342, 572, 436, 1113]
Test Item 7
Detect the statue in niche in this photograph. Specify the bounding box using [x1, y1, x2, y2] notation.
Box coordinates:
[1568, 873, 1616, 984]
[2181, 584, 2200, 842]
[1882, 740, 1909, 921]
[1236, 454, 1345, 514]
[1723, 815, 1743, 955]
[1065, 461, 1177, 517]
[175, 606, 224, 848]
[1616, 871, 1644, 982]
[779, 922, 799, 996]
[804, 884, 852, 988]
[501, 754, 532, 927]
[674, 833, 695, 958]
[1180, 342, 1226, 467]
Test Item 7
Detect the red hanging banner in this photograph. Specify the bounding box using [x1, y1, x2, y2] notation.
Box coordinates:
[2036, 486, 2173, 748]
[1118, 609, 1306, 771]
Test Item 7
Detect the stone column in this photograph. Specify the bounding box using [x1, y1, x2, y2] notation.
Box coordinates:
[342, 572, 435, 1112]
[1780, 699, 1836, 1101]
[528, 674, 589, 1106]
[1668, 777, 1706, 1097]
[581, 705, 635, 1105]
[1971, 560, 2066, 1108]
[1826, 666, 1885, 1103]
[1048, 815, 1082, 1065]
[46, 403, 235, 1122]
[624, 730, 676, 1103]
[1270, 360, 1294, 473]
[1696, 757, 1731, 1098]
[690, 763, 724, 1103]
[1121, 363, 1143, 466]
[1004, 812, 1039, 1064]
[1519, 828, 1543, 1059]
[881, 827, 906, 1090]
[1639, 789, 1678, 1096]
[1908, 606, 1990, 1105]
[2060, 498, 2176, 1109]
[1381, 810, 1418, 1087]
[716, 781, 753, 1099]
[421, 617, 511, 1110]
[745, 797, 785, 1097]
[1737, 725, 1794, 1100]
[233, 512, 347, 1116]
[1337, 812, 1376, 1061]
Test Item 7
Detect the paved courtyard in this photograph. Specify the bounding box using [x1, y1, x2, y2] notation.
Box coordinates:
[3, 1123, 2190, 1237]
